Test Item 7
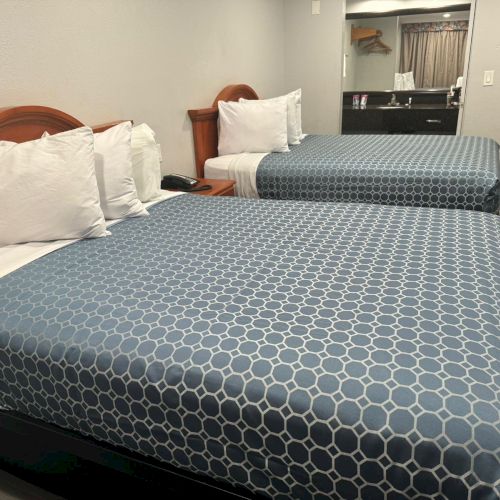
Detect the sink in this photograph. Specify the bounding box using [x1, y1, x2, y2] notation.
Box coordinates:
[377, 106, 405, 110]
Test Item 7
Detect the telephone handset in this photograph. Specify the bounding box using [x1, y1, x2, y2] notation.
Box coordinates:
[161, 174, 212, 192]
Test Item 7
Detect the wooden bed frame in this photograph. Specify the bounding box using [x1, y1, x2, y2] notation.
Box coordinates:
[188, 84, 259, 177]
[0, 104, 257, 499]
[0, 105, 125, 141]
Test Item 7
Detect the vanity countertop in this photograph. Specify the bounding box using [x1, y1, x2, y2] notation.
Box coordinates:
[343, 104, 458, 110]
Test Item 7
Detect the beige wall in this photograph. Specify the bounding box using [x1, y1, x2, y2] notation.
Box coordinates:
[348, 16, 399, 91]
[284, 0, 345, 134]
[461, 0, 500, 144]
[1, 0, 496, 172]
[0, 0, 285, 176]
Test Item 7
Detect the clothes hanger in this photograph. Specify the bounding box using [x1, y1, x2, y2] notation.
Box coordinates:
[362, 37, 392, 53]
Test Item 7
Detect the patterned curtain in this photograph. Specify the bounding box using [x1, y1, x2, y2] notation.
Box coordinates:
[400, 21, 469, 88]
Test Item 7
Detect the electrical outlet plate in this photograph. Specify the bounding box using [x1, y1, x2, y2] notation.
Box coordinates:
[483, 70, 494, 86]
[312, 0, 320, 15]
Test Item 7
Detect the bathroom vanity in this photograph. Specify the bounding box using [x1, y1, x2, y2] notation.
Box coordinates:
[342, 90, 459, 135]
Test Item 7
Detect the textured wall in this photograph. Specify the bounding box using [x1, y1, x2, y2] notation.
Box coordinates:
[0, 0, 285, 176]
[461, 0, 500, 143]
[284, 0, 345, 135]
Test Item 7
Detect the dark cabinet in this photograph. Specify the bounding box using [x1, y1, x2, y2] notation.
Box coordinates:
[342, 90, 460, 135]
[342, 107, 459, 135]
[342, 109, 385, 134]
[400, 108, 458, 134]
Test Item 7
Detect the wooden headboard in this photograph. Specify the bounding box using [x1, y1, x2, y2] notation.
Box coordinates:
[188, 84, 259, 177]
[0, 105, 126, 142]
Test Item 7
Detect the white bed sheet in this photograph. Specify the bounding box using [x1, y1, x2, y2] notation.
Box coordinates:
[0, 191, 184, 278]
[204, 153, 268, 198]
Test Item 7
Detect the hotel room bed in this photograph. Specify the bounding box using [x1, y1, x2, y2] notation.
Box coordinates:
[1, 194, 499, 499]
[190, 85, 500, 213]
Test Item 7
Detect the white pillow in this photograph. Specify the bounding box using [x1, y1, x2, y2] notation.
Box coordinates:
[240, 89, 302, 145]
[0, 127, 107, 246]
[218, 98, 289, 156]
[94, 121, 148, 220]
[131, 123, 163, 202]
[291, 89, 305, 140]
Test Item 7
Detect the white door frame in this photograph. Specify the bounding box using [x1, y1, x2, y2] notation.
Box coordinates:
[338, 0, 347, 134]
[456, 0, 477, 135]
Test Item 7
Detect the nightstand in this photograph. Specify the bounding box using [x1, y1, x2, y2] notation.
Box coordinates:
[186, 178, 236, 196]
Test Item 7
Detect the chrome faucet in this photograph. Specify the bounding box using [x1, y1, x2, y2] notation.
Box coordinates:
[389, 93, 398, 106]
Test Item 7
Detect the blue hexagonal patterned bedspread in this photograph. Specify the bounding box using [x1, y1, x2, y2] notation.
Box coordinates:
[257, 135, 500, 213]
[1, 195, 499, 499]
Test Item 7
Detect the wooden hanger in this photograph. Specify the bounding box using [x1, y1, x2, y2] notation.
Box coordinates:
[361, 36, 392, 54]
[351, 25, 392, 53]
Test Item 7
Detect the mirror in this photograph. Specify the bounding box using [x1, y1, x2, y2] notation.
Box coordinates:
[344, 2, 471, 91]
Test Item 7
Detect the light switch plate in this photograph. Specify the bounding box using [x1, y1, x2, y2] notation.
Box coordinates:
[483, 70, 495, 86]
[312, 0, 320, 15]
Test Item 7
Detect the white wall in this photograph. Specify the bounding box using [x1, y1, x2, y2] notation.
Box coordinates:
[461, 0, 500, 143]
[344, 20, 357, 90]
[284, 0, 345, 134]
[348, 16, 399, 91]
[0, 0, 285, 176]
[347, 0, 471, 14]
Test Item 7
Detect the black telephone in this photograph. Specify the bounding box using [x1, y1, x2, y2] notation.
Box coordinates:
[161, 174, 199, 190]
[161, 174, 212, 192]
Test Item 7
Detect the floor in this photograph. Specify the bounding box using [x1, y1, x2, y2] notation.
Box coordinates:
[0, 412, 252, 500]
[0, 459, 177, 500]
[0, 470, 62, 500]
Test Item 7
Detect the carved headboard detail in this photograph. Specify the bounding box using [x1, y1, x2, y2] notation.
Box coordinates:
[188, 84, 259, 178]
[0, 105, 127, 142]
